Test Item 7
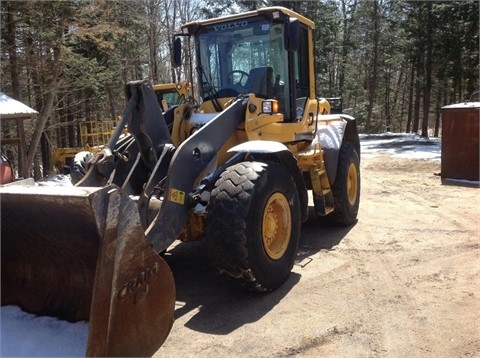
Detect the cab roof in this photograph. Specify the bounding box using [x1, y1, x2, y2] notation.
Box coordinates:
[181, 6, 315, 34]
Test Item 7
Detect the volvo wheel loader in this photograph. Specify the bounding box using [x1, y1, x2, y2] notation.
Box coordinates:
[1, 7, 360, 357]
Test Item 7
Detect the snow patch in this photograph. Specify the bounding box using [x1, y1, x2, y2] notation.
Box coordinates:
[1, 306, 87, 357]
[360, 133, 441, 160]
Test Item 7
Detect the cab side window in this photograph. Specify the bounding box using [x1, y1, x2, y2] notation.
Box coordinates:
[294, 26, 310, 98]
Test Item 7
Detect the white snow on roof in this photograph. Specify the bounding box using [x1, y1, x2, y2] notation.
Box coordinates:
[442, 101, 480, 109]
[0, 92, 38, 117]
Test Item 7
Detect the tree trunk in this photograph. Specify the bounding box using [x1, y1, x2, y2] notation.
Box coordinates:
[421, 2, 433, 138]
[365, 0, 379, 133]
[26, 14, 65, 173]
[434, 87, 442, 138]
[384, 71, 391, 132]
[6, 3, 21, 99]
[58, 94, 68, 148]
[27, 78, 58, 169]
[406, 65, 414, 133]
[40, 132, 51, 176]
[339, 0, 358, 97]
[412, 53, 423, 133]
[107, 86, 117, 122]
[67, 93, 76, 147]
[166, 0, 177, 83]
[148, 0, 159, 83]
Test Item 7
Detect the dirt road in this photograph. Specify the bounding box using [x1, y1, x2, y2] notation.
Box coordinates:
[155, 150, 479, 357]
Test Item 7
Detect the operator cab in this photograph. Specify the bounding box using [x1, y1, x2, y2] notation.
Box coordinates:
[175, 7, 314, 122]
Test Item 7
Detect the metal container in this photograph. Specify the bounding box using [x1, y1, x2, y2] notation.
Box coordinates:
[441, 102, 479, 181]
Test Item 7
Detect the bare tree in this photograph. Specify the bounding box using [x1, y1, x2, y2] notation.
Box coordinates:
[364, 0, 379, 133]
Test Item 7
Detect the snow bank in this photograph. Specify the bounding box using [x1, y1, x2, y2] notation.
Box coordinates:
[1, 306, 87, 357]
[360, 132, 441, 160]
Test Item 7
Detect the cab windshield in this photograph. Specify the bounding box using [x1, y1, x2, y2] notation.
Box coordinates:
[196, 16, 288, 106]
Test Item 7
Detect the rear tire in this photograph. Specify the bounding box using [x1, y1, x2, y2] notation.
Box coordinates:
[327, 142, 360, 225]
[205, 161, 301, 292]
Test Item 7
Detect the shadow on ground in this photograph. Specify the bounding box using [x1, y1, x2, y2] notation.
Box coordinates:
[296, 207, 356, 266]
[162, 208, 354, 336]
[164, 241, 300, 335]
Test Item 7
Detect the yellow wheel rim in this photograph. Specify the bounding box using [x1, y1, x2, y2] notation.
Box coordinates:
[262, 192, 291, 260]
[347, 162, 358, 206]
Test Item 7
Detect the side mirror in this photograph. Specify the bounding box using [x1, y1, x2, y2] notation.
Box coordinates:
[284, 18, 300, 52]
[172, 37, 182, 68]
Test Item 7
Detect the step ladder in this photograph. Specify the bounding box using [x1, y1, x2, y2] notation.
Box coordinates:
[297, 144, 334, 216]
[310, 163, 334, 216]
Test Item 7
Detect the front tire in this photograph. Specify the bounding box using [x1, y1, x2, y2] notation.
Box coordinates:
[205, 161, 301, 292]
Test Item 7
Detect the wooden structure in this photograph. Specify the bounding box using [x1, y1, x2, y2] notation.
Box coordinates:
[0, 92, 38, 179]
[441, 102, 480, 182]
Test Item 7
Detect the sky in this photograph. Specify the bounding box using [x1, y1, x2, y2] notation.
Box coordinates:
[0, 132, 460, 357]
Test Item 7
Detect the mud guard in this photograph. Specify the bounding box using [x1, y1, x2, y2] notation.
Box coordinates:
[314, 115, 360, 185]
[227, 140, 309, 223]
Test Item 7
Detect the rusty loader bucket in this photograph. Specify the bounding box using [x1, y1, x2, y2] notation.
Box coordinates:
[1, 183, 175, 357]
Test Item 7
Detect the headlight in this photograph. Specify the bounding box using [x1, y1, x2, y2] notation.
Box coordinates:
[262, 100, 279, 114]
